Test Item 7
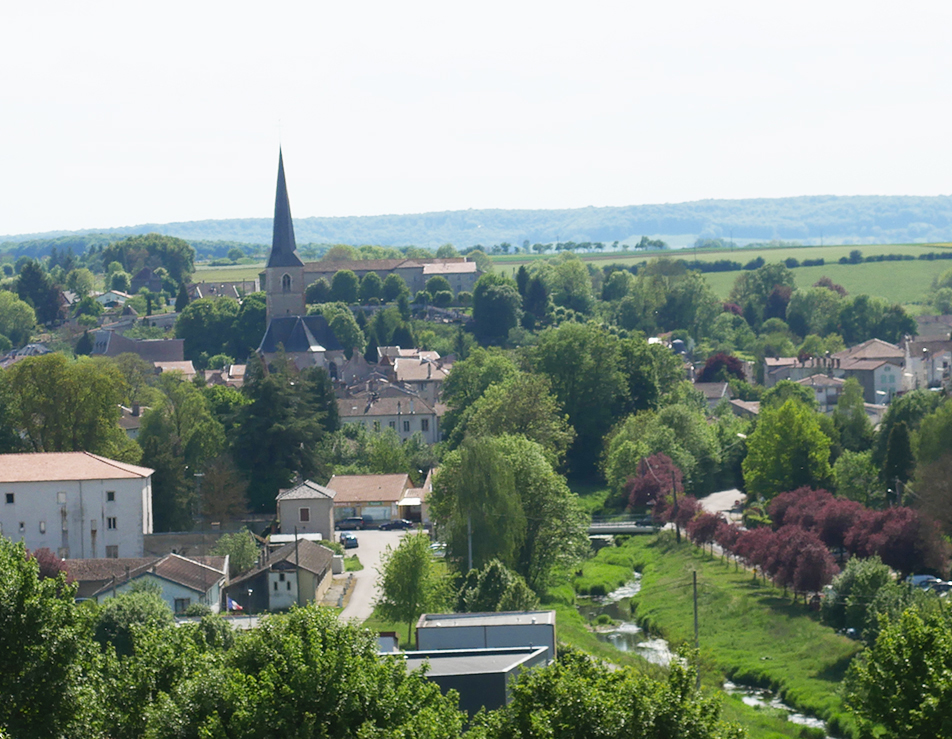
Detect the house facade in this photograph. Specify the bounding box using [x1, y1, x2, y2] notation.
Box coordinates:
[0, 452, 154, 559]
[276, 480, 336, 540]
[337, 385, 442, 445]
[224, 538, 333, 614]
[327, 473, 412, 523]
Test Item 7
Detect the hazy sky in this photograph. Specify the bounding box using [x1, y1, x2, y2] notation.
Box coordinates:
[2, 1, 951, 236]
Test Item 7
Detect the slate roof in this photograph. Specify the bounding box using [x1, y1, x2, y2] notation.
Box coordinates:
[276, 480, 337, 502]
[693, 382, 731, 401]
[266, 149, 304, 269]
[0, 452, 154, 483]
[337, 393, 439, 419]
[833, 339, 903, 361]
[88, 553, 227, 597]
[326, 473, 410, 504]
[258, 315, 344, 354]
[795, 375, 846, 388]
[227, 538, 333, 587]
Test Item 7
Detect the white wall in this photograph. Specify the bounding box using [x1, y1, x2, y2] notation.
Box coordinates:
[0, 476, 152, 558]
[97, 572, 223, 613]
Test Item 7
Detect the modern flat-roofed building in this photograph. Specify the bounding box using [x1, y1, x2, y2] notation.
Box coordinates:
[415, 610, 557, 663]
[0, 452, 154, 559]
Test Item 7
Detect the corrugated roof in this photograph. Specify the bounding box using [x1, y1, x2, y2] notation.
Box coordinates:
[327, 473, 410, 503]
[0, 452, 154, 483]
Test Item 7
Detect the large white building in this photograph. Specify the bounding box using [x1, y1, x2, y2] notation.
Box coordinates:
[0, 452, 154, 559]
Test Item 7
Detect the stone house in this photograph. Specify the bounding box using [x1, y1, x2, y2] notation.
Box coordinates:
[276, 480, 336, 540]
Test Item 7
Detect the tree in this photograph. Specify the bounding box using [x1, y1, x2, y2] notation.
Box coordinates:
[376, 532, 450, 642]
[821, 555, 893, 632]
[833, 377, 874, 452]
[16, 259, 61, 325]
[456, 559, 539, 613]
[472, 273, 522, 344]
[5, 353, 140, 461]
[330, 269, 359, 304]
[200, 454, 248, 523]
[882, 420, 915, 494]
[305, 277, 331, 304]
[211, 529, 259, 577]
[846, 608, 952, 738]
[174, 282, 189, 312]
[65, 267, 95, 297]
[382, 273, 409, 302]
[541, 255, 594, 313]
[312, 303, 365, 357]
[101, 233, 195, 285]
[626, 453, 683, 510]
[0, 538, 90, 738]
[872, 389, 942, 468]
[440, 347, 519, 439]
[94, 584, 175, 658]
[425, 275, 452, 297]
[696, 352, 746, 383]
[521, 274, 549, 329]
[742, 399, 832, 500]
[359, 271, 383, 303]
[916, 399, 952, 467]
[174, 297, 241, 360]
[530, 322, 628, 476]
[456, 373, 575, 466]
[230, 291, 267, 359]
[435, 243, 459, 258]
[833, 450, 883, 506]
[0, 290, 36, 347]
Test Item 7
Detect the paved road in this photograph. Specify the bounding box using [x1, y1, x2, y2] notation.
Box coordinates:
[699, 488, 745, 522]
[339, 529, 407, 623]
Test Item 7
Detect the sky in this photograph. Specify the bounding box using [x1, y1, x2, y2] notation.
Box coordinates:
[2, 1, 951, 236]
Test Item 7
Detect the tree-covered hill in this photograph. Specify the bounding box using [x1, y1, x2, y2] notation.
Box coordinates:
[4, 193, 952, 253]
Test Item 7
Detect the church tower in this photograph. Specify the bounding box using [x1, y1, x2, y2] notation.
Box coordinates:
[265, 149, 306, 321]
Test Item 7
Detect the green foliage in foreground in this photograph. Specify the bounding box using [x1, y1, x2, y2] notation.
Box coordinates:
[625, 533, 862, 737]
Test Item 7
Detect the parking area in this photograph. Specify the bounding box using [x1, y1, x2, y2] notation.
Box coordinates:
[337, 529, 408, 623]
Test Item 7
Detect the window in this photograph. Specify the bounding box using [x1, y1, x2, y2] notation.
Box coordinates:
[282, 273, 292, 292]
[106, 491, 115, 502]
[287, 580, 292, 590]
[374, 421, 380, 432]
[90, 519, 97, 532]
[299, 507, 310, 522]
[105, 545, 119, 558]
[389, 420, 396, 429]
[18, 522, 25, 533]
[39, 521, 46, 534]
[421, 419, 429, 432]
[403, 420, 410, 432]
[5, 493, 13, 504]
[279, 573, 286, 581]
[274, 580, 279, 591]
[57, 492, 66, 505]
[174, 598, 191, 613]
[107, 517, 117, 530]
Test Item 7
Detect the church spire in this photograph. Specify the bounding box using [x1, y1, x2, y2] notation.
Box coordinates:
[266, 148, 304, 268]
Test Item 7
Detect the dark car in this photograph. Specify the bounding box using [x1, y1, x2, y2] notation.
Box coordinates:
[379, 519, 414, 530]
[337, 517, 368, 530]
[339, 532, 358, 549]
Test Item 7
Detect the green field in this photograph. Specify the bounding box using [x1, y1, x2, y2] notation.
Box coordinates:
[193, 263, 266, 283]
[625, 533, 861, 738]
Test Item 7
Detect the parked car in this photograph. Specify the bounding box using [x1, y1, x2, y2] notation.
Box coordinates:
[337, 516, 369, 530]
[339, 532, 358, 549]
[379, 518, 414, 530]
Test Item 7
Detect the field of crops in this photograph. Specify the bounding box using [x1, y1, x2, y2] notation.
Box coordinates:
[193, 263, 265, 283]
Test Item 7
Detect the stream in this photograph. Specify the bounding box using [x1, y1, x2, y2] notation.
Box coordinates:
[577, 573, 833, 737]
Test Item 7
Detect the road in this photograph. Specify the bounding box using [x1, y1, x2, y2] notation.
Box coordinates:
[699, 488, 745, 522]
[339, 529, 407, 623]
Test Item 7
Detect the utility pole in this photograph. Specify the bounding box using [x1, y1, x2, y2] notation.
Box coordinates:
[294, 526, 302, 607]
[672, 471, 681, 544]
[693, 570, 700, 690]
[467, 515, 473, 572]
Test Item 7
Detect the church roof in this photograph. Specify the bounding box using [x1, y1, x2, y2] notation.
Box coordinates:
[266, 149, 304, 269]
[258, 315, 344, 354]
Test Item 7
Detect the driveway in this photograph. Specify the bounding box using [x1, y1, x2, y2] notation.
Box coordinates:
[339, 529, 407, 623]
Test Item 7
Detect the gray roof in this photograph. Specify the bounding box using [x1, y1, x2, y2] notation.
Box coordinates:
[417, 610, 556, 629]
[227, 538, 333, 585]
[258, 315, 343, 354]
[266, 149, 304, 269]
[401, 646, 548, 677]
[276, 480, 337, 502]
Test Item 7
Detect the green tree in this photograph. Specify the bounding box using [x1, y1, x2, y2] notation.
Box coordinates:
[101, 233, 195, 285]
[521, 274, 550, 329]
[65, 267, 95, 298]
[833, 449, 883, 506]
[425, 275, 452, 297]
[174, 282, 189, 312]
[440, 347, 519, 439]
[872, 389, 942, 468]
[729, 262, 795, 330]
[882, 420, 915, 493]
[846, 608, 952, 738]
[456, 559, 539, 613]
[761, 378, 819, 410]
[94, 584, 175, 658]
[0, 538, 90, 738]
[16, 259, 61, 324]
[531, 322, 627, 475]
[833, 377, 875, 452]
[382, 273, 409, 302]
[376, 532, 450, 642]
[110, 270, 132, 292]
[75, 329, 93, 356]
[821, 556, 894, 633]
[359, 271, 383, 303]
[539, 255, 594, 314]
[230, 291, 267, 359]
[0, 290, 36, 347]
[916, 398, 952, 467]
[174, 297, 241, 360]
[311, 302, 365, 357]
[742, 399, 832, 499]
[472, 273, 522, 344]
[330, 269, 359, 304]
[211, 529, 259, 577]
[435, 243, 459, 258]
[5, 354, 140, 461]
[304, 277, 331, 304]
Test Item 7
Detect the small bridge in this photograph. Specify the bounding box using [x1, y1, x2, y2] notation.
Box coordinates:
[588, 516, 661, 536]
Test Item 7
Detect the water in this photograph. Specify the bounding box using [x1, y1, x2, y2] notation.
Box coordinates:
[577, 573, 832, 736]
[723, 680, 831, 736]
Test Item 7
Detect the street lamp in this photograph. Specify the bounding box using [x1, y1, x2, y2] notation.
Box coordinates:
[246, 588, 253, 627]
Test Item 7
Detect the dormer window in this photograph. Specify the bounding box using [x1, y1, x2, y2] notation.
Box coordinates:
[282, 274, 292, 293]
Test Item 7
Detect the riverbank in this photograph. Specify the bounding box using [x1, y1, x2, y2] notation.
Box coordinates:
[622, 532, 861, 737]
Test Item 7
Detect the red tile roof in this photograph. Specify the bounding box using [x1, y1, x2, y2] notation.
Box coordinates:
[0, 452, 154, 483]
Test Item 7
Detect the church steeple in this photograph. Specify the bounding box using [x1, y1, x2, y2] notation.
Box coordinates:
[266, 148, 304, 269]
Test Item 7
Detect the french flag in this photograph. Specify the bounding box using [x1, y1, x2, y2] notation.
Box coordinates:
[227, 596, 243, 612]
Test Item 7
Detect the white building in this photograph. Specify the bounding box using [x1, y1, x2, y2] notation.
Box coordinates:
[0, 452, 154, 559]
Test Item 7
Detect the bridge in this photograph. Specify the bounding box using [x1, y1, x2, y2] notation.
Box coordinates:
[588, 516, 661, 536]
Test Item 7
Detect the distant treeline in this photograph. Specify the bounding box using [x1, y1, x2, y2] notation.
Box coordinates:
[0, 234, 269, 263]
[4, 193, 952, 248]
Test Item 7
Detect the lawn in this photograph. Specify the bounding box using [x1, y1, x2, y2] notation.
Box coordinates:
[625, 533, 862, 738]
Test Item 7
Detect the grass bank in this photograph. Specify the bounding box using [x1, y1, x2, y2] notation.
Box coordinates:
[625, 533, 861, 737]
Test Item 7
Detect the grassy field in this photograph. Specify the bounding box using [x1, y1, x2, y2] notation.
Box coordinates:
[624, 533, 862, 738]
[193, 262, 265, 283]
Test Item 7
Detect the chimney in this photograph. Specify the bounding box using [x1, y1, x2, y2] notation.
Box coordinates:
[132, 403, 140, 417]
[428, 363, 432, 378]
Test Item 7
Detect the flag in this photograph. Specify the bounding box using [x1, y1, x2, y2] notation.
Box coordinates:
[227, 596, 243, 612]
